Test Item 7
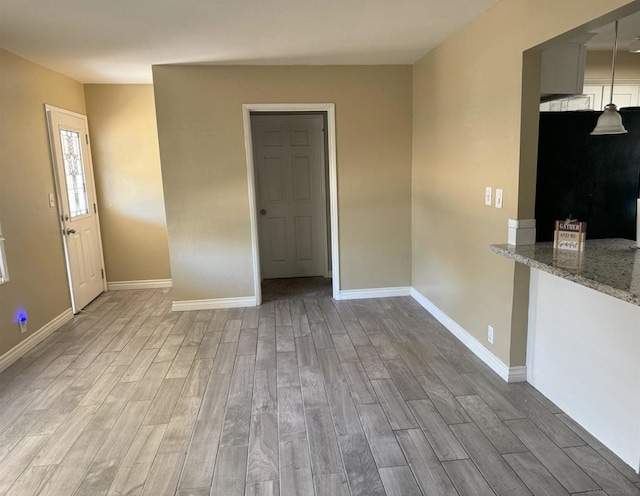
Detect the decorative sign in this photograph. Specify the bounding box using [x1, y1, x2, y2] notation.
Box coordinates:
[554, 219, 586, 251]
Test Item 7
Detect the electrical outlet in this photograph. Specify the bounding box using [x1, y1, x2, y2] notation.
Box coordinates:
[495, 189, 503, 208]
[484, 187, 492, 206]
[487, 325, 494, 344]
[15, 310, 28, 334]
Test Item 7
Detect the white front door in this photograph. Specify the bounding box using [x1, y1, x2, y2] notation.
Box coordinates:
[252, 114, 328, 279]
[46, 105, 105, 312]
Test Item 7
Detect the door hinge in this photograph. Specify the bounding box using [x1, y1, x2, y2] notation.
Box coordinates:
[86, 134, 89, 144]
[101, 269, 104, 280]
[94, 203, 97, 213]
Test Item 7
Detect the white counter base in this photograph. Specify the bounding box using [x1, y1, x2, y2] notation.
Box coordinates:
[528, 268, 640, 472]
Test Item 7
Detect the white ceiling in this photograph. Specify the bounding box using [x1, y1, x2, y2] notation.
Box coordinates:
[586, 10, 640, 50]
[0, 0, 499, 84]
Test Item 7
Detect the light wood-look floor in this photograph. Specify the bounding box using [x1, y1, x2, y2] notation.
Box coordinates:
[0, 288, 639, 496]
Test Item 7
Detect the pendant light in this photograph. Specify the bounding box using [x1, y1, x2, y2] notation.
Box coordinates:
[591, 20, 628, 135]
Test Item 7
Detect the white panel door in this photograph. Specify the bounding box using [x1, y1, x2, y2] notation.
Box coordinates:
[582, 84, 639, 111]
[605, 85, 640, 109]
[46, 106, 105, 312]
[252, 114, 327, 279]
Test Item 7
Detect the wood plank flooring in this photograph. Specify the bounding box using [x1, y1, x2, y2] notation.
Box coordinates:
[0, 288, 638, 495]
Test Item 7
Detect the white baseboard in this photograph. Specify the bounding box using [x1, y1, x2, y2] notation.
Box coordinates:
[410, 288, 526, 383]
[107, 279, 173, 290]
[0, 308, 74, 374]
[337, 286, 412, 300]
[172, 296, 257, 311]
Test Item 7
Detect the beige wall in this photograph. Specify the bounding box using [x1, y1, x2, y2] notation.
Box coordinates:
[411, 0, 638, 366]
[84, 85, 171, 283]
[153, 65, 413, 301]
[585, 51, 640, 80]
[0, 48, 85, 356]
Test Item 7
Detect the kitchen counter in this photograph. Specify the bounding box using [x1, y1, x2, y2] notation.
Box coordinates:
[490, 238, 639, 306]
[492, 238, 640, 472]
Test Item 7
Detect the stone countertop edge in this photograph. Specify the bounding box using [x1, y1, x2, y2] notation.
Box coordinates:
[490, 240, 640, 307]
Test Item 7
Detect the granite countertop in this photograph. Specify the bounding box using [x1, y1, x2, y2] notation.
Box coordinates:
[490, 238, 640, 306]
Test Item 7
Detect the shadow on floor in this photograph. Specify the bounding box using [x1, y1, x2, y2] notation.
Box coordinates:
[261, 276, 332, 302]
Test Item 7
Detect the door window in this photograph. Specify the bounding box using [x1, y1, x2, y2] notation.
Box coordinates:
[60, 129, 89, 217]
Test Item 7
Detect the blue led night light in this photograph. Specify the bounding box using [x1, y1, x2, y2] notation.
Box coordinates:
[14, 309, 27, 325]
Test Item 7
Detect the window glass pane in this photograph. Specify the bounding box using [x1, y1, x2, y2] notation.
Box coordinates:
[60, 129, 89, 217]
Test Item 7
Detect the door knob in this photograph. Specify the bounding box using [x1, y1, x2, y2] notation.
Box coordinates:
[66, 229, 76, 235]
[260, 209, 267, 215]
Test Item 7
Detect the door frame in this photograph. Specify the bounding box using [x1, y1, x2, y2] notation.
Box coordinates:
[45, 104, 107, 313]
[242, 103, 340, 304]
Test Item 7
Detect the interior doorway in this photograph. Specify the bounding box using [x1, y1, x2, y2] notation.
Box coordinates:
[243, 104, 340, 304]
[251, 113, 329, 280]
[261, 277, 333, 302]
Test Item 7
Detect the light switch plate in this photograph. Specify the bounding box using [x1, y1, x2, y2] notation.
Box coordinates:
[48, 193, 56, 208]
[495, 189, 503, 208]
[485, 187, 492, 206]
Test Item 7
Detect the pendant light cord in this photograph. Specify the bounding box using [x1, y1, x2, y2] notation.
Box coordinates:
[609, 20, 619, 105]
[590, 18, 627, 134]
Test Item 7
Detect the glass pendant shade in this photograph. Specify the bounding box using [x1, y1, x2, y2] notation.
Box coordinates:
[590, 103, 628, 135]
[590, 20, 627, 136]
